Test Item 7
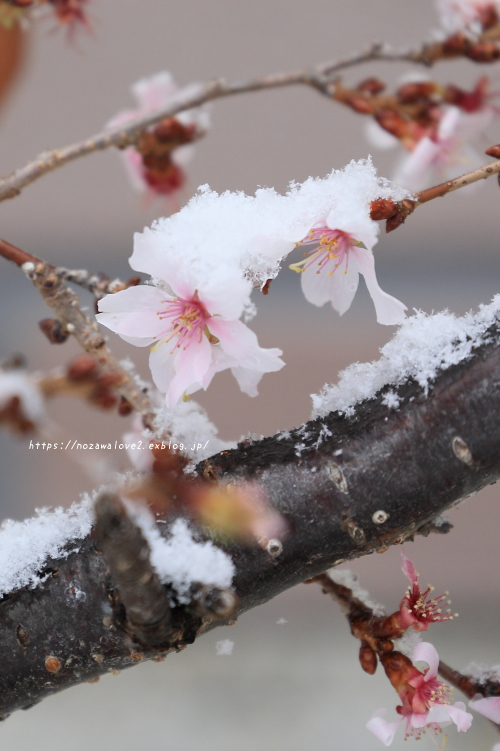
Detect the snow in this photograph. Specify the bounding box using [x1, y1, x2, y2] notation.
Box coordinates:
[129, 508, 235, 605]
[327, 568, 385, 616]
[131, 158, 410, 291]
[462, 661, 500, 684]
[215, 639, 234, 656]
[153, 400, 236, 461]
[0, 497, 93, 597]
[312, 296, 500, 418]
[393, 629, 423, 657]
[0, 370, 45, 424]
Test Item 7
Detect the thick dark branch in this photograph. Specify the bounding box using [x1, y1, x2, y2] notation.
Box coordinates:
[2, 327, 500, 717]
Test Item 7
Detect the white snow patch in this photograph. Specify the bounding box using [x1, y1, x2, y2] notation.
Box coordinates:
[393, 629, 423, 657]
[462, 662, 500, 684]
[215, 639, 234, 656]
[327, 568, 385, 616]
[0, 371, 45, 424]
[129, 508, 235, 604]
[0, 498, 93, 597]
[382, 390, 401, 409]
[312, 298, 500, 418]
[153, 400, 236, 462]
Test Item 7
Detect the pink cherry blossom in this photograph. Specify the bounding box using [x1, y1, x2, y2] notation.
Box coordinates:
[436, 0, 500, 34]
[397, 550, 455, 631]
[395, 106, 489, 192]
[107, 72, 210, 200]
[96, 232, 284, 407]
[469, 695, 500, 723]
[367, 642, 473, 745]
[290, 216, 406, 326]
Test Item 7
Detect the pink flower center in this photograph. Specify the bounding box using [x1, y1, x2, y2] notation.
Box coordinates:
[290, 226, 360, 276]
[401, 580, 455, 627]
[155, 294, 216, 353]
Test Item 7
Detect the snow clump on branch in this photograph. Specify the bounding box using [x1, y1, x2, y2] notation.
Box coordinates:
[97, 159, 409, 405]
[312, 295, 500, 418]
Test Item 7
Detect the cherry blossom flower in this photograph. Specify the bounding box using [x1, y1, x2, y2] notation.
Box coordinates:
[367, 642, 473, 745]
[397, 550, 455, 631]
[394, 106, 489, 191]
[290, 211, 407, 326]
[436, 0, 500, 34]
[107, 72, 210, 202]
[469, 695, 500, 723]
[96, 228, 284, 406]
[48, 0, 90, 31]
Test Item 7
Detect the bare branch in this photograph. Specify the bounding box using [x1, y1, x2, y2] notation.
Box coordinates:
[0, 238, 157, 427]
[0, 32, 499, 202]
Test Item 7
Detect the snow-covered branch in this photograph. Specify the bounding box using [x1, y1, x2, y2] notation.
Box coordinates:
[2, 301, 500, 718]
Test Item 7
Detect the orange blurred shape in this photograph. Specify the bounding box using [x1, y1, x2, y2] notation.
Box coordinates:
[193, 481, 286, 542]
[0, 13, 25, 112]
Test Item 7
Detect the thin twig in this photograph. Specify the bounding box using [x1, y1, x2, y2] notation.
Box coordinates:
[0, 35, 497, 203]
[0, 238, 157, 427]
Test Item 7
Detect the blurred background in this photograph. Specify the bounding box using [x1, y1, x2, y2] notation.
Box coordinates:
[0, 1, 499, 749]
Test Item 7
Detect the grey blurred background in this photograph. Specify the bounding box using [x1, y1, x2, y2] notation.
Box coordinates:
[0, 1, 499, 749]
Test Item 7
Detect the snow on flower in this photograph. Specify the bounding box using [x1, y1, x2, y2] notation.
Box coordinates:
[287, 160, 407, 325]
[436, 0, 500, 34]
[469, 695, 500, 723]
[96, 225, 284, 406]
[367, 642, 473, 745]
[397, 550, 455, 631]
[107, 72, 210, 201]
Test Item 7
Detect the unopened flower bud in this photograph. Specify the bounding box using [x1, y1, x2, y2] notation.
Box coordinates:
[370, 198, 398, 221]
[397, 81, 437, 104]
[39, 318, 70, 344]
[357, 78, 385, 95]
[485, 144, 500, 158]
[67, 355, 98, 382]
[359, 643, 377, 675]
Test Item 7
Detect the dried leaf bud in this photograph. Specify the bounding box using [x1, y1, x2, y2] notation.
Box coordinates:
[466, 41, 500, 62]
[118, 396, 133, 416]
[485, 144, 500, 158]
[345, 95, 374, 114]
[477, 5, 499, 30]
[359, 643, 377, 675]
[379, 650, 414, 692]
[396, 81, 437, 104]
[39, 318, 70, 344]
[67, 355, 98, 382]
[370, 198, 398, 221]
[357, 77, 385, 95]
[374, 109, 408, 139]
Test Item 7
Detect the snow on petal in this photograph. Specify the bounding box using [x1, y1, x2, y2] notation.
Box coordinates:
[469, 695, 500, 723]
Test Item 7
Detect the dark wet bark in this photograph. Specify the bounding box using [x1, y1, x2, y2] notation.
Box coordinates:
[1, 332, 500, 718]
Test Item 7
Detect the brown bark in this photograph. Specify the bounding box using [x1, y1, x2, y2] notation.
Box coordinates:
[1, 328, 500, 718]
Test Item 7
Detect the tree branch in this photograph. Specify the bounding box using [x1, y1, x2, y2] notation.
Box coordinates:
[0, 238, 158, 427]
[2, 319, 500, 717]
[0, 33, 498, 202]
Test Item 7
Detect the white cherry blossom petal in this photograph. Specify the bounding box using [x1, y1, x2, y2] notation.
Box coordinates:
[469, 695, 500, 723]
[351, 246, 407, 325]
[366, 710, 402, 746]
[96, 285, 171, 340]
[412, 641, 440, 680]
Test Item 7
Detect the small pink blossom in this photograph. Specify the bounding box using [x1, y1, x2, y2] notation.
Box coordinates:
[108, 72, 210, 201]
[469, 694, 500, 723]
[96, 230, 284, 406]
[368, 642, 473, 746]
[290, 218, 406, 326]
[436, 0, 500, 34]
[397, 550, 455, 631]
[395, 106, 489, 191]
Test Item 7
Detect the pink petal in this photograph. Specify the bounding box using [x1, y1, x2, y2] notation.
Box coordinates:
[351, 246, 407, 325]
[409, 711, 430, 729]
[230, 366, 264, 397]
[96, 286, 170, 341]
[469, 695, 500, 724]
[300, 255, 359, 314]
[395, 138, 441, 191]
[425, 702, 472, 732]
[412, 642, 439, 681]
[119, 149, 148, 193]
[198, 271, 251, 320]
[166, 336, 212, 406]
[130, 229, 191, 290]
[366, 709, 402, 746]
[209, 319, 284, 374]
[148, 341, 177, 394]
[132, 71, 178, 111]
[401, 549, 418, 585]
